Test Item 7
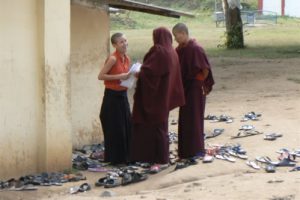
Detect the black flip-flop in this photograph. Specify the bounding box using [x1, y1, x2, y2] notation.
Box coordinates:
[78, 183, 91, 192]
[121, 172, 147, 185]
[265, 164, 276, 173]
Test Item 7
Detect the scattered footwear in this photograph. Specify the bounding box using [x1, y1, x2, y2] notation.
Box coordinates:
[205, 128, 224, 139]
[169, 132, 178, 144]
[256, 156, 271, 164]
[174, 162, 190, 171]
[202, 155, 214, 163]
[227, 149, 248, 160]
[231, 130, 263, 139]
[265, 164, 276, 173]
[205, 114, 233, 123]
[239, 125, 255, 131]
[148, 164, 169, 174]
[241, 111, 261, 122]
[95, 177, 108, 187]
[78, 183, 91, 192]
[246, 160, 260, 170]
[90, 151, 104, 161]
[274, 158, 296, 167]
[264, 133, 283, 141]
[173, 158, 197, 171]
[215, 153, 236, 162]
[289, 166, 300, 172]
[103, 177, 122, 188]
[121, 172, 148, 186]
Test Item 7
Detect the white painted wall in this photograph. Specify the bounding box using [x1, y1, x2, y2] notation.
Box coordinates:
[0, 0, 43, 179]
[0, 0, 72, 179]
[43, 0, 72, 172]
[285, 0, 300, 17]
[70, 4, 109, 148]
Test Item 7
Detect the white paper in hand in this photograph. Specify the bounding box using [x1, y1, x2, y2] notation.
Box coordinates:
[120, 62, 142, 89]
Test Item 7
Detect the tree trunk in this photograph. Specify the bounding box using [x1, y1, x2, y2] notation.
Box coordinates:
[223, 0, 244, 49]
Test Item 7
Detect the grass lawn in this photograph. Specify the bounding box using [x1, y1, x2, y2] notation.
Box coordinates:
[110, 11, 300, 61]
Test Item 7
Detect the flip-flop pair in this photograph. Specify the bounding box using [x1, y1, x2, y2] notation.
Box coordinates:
[174, 158, 198, 171]
[205, 129, 224, 139]
[70, 183, 91, 194]
[121, 172, 148, 185]
[95, 176, 121, 188]
[264, 133, 283, 141]
[231, 130, 263, 139]
[215, 153, 236, 162]
[246, 160, 260, 170]
[227, 150, 248, 159]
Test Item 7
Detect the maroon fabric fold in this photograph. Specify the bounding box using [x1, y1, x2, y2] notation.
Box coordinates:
[176, 39, 214, 159]
[176, 39, 214, 92]
[132, 27, 185, 124]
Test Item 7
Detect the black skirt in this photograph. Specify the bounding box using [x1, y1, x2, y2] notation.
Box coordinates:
[100, 88, 131, 164]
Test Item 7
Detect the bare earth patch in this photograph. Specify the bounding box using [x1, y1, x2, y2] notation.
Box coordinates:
[1, 57, 300, 200]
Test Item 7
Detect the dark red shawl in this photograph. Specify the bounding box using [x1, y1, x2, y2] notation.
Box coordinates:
[176, 39, 214, 93]
[132, 27, 185, 124]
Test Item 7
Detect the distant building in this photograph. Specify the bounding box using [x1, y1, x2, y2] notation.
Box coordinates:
[258, 0, 300, 17]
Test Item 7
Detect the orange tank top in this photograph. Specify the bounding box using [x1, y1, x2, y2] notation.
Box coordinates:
[104, 51, 130, 91]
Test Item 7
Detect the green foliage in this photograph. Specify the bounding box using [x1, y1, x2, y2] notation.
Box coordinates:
[225, 22, 244, 49]
[109, 1, 300, 60]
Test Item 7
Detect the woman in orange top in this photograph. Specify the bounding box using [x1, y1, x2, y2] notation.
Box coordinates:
[98, 32, 131, 165]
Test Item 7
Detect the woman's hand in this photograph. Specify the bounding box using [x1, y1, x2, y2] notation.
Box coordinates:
[120, 72, 131, 80]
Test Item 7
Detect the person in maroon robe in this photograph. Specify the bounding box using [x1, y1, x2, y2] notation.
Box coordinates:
[130, 27, 185, 171]
[172, 23, 215, 160]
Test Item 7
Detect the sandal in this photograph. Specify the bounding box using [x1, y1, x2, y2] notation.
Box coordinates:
[241, 112, 261, 122]
[121, 172, 148, 185]
[202, 155, 214, 163]
[215, 153, 236, 162]
[246, 160, 260, 170]
[103, 177, 122, 188]
[88, 166, 108, 172]
[78, 183, 91, 192]
[231, 130, 263, 139]
[256, 156, 270, 164]
[265, 164, 276, 173]
[228, 150, 248, 159]
[264, 133, 283, 141]
[239, 125, 255, 131]
[274, 158, 296, 167]
[95, 177, 108, 187]
[205, 129, 224, 139]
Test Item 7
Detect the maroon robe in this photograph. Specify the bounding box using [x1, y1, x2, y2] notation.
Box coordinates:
[130, 27, 185, 164]
[176, 39, 214, 159]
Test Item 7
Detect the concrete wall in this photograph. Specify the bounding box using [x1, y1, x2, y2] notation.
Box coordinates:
[0, 0, 71, 179]
[0, 0, 42, 179]
[42, 0, 72, 172]
[70, 4, 109, 148]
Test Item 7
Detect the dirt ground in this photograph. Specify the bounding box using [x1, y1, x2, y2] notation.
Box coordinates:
[1, 57, 300, 200]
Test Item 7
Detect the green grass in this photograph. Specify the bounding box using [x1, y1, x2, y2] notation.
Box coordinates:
[110, 12, 300, 60]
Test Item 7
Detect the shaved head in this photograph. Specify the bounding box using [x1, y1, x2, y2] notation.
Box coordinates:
[111, 32, 124, 44]
[172, 23, 189, 35]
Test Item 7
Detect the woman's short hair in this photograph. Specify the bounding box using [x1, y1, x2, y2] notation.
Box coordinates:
[111, 32, 124, 44]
